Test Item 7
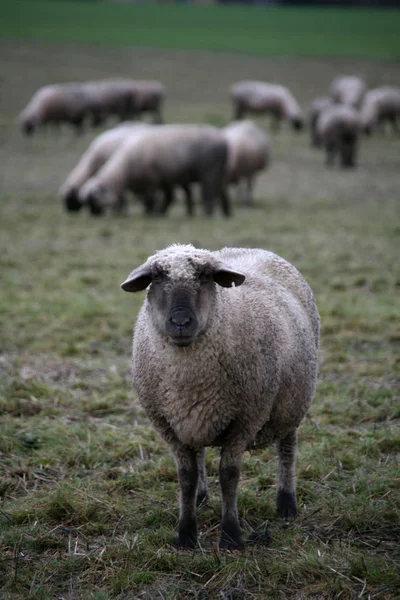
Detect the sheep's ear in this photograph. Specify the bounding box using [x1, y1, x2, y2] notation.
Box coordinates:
[212, 269, 245, 288]
[121, 265, 152, 292]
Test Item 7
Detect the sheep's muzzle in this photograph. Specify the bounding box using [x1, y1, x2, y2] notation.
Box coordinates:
[165, 306, 199, 346]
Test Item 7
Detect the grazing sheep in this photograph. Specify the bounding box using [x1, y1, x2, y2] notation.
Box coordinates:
[231, 81, 304, 131]
[315, 104, 362, 168]
[121, 244, 320, 550]
[308, 96, 333, 147]
[222, 120, 270, 204]
[59, 122, 152, 212]
[360, 86, 400, 135]
[82, 80, 165, 126]
[330, 75, 366, 108]
[19, 83, 88, 135]
[79, 125, 231, 217]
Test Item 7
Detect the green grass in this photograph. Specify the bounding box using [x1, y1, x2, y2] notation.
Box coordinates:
[0, 34, 400, 600]
[1, 0, 400, 58]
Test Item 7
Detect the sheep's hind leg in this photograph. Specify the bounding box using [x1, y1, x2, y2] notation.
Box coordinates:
[196, 448, 208, 506]
[174, 446, 199, 549]
[219, 445, 245, 550]
[276, 429, 297, 519]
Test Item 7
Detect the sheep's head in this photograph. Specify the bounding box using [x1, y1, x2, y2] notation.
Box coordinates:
[78, 178, 116, 216]
[121, 245, 245, 346]
[291, 117, 304, 132]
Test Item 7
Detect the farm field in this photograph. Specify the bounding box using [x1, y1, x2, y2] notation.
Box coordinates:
[0, 10, 400, 600]
[1, 1, 400, 59]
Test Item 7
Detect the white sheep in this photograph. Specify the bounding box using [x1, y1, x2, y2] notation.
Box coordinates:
[79, 125, 231, 217]
[59, 122, 152, 212]
[230, 81, 304, 131]
[308, 96, 333, 147]
[82, 80, 165, 126]
[360, 86, 400, 135]
[121, 244, 320, 550]
[222, 120, 270, 204]
[315, 104, 362, 168]
[19, 83, 88, 135]
[330, 75, 366, 108]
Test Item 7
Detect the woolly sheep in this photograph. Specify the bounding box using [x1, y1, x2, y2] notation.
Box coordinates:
[79, 125, 231, 217]
[82, 80, 165, 126]
[231, 81, 304, 131]
[59, 122, 152, 212]
[360, 86, 400, 135]
[308, 96, 333, 147]
[222, 120, 270, 204]
[121, 244, 320, 550]
[330, 75, 366, 108]
[315, 104, 362, 168]
[19, 83, 88, 135]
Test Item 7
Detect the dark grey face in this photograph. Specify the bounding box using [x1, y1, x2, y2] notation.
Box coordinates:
[148, 266, 213, 346]
[121, 253, 246, 347]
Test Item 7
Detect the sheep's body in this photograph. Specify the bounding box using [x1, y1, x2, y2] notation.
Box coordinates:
[308, 96, 333, 147]
[231, 81, 303, 130]
[360, 86, 400, 134]
[222, 120, 270, 204]
[316, 104, 362, 168]
[122, 244, 320, 550]
[330, 75, 366, 108]
[82, 80, 165, 125]
[59, 122, 152, 212]
[19, 83, 88, 134]
[79, 125, 231, 217]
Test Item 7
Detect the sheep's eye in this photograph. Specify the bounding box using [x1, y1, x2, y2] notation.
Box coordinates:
[152, 272, 164, 284]
[199, 271, 211, 283]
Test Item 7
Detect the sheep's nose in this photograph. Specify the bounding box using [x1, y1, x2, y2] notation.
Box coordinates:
[169, 314, 192, 328]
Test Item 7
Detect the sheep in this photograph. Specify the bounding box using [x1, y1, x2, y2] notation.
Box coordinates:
[315, 104, 362, 168]
[308, 96, 333, 147]
[222, 120, 270, 205]
[79, 125, 231, 217]
[19, 83, 88, 135]
[230, 81, 304, 131]
[82, 80, 165, 126]
[121, 244, 320, 550]
[360, 86, 400, 135]
[59, 122, 152, 212]
[330, 75, 366, 108]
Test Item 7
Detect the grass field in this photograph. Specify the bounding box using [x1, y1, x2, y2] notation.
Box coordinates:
[0, 8, 400, 599]
[1, 0, 400, 59]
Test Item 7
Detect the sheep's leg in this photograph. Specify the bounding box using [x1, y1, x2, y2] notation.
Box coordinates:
[245, 177, 254, 205]
[173, 446, 199, 548]
[233, 103, 244, 121]
[276, 429, 297, 519]
[182, 184, 195, 217]
[196, 448, 208, 506]
[153, 107, 163, 124]
[159, 186, 174, 215]
[219, 186, 232, 218]
[325, 143, 336, 167]
[219, 445, 245, 550]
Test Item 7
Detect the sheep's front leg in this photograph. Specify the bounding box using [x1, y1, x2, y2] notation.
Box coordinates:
[219, 445, 245, 551]
[276, 429, 297, 519]
[174, 446, 199, 548]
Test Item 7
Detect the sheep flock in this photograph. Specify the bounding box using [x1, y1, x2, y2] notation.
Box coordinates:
[17, 74, 400, 219]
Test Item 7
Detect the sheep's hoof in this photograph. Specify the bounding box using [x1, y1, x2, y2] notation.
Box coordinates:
[219, 536, 244, 552]
[277, 490, 297, 519]
[219, 521, 244, 551]
[175, 520, 197, 549]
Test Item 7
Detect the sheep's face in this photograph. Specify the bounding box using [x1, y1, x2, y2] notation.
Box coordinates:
[121, 247, 245, 347]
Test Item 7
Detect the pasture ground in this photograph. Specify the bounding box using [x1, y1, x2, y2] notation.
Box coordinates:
[0, 34, 399, 600]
